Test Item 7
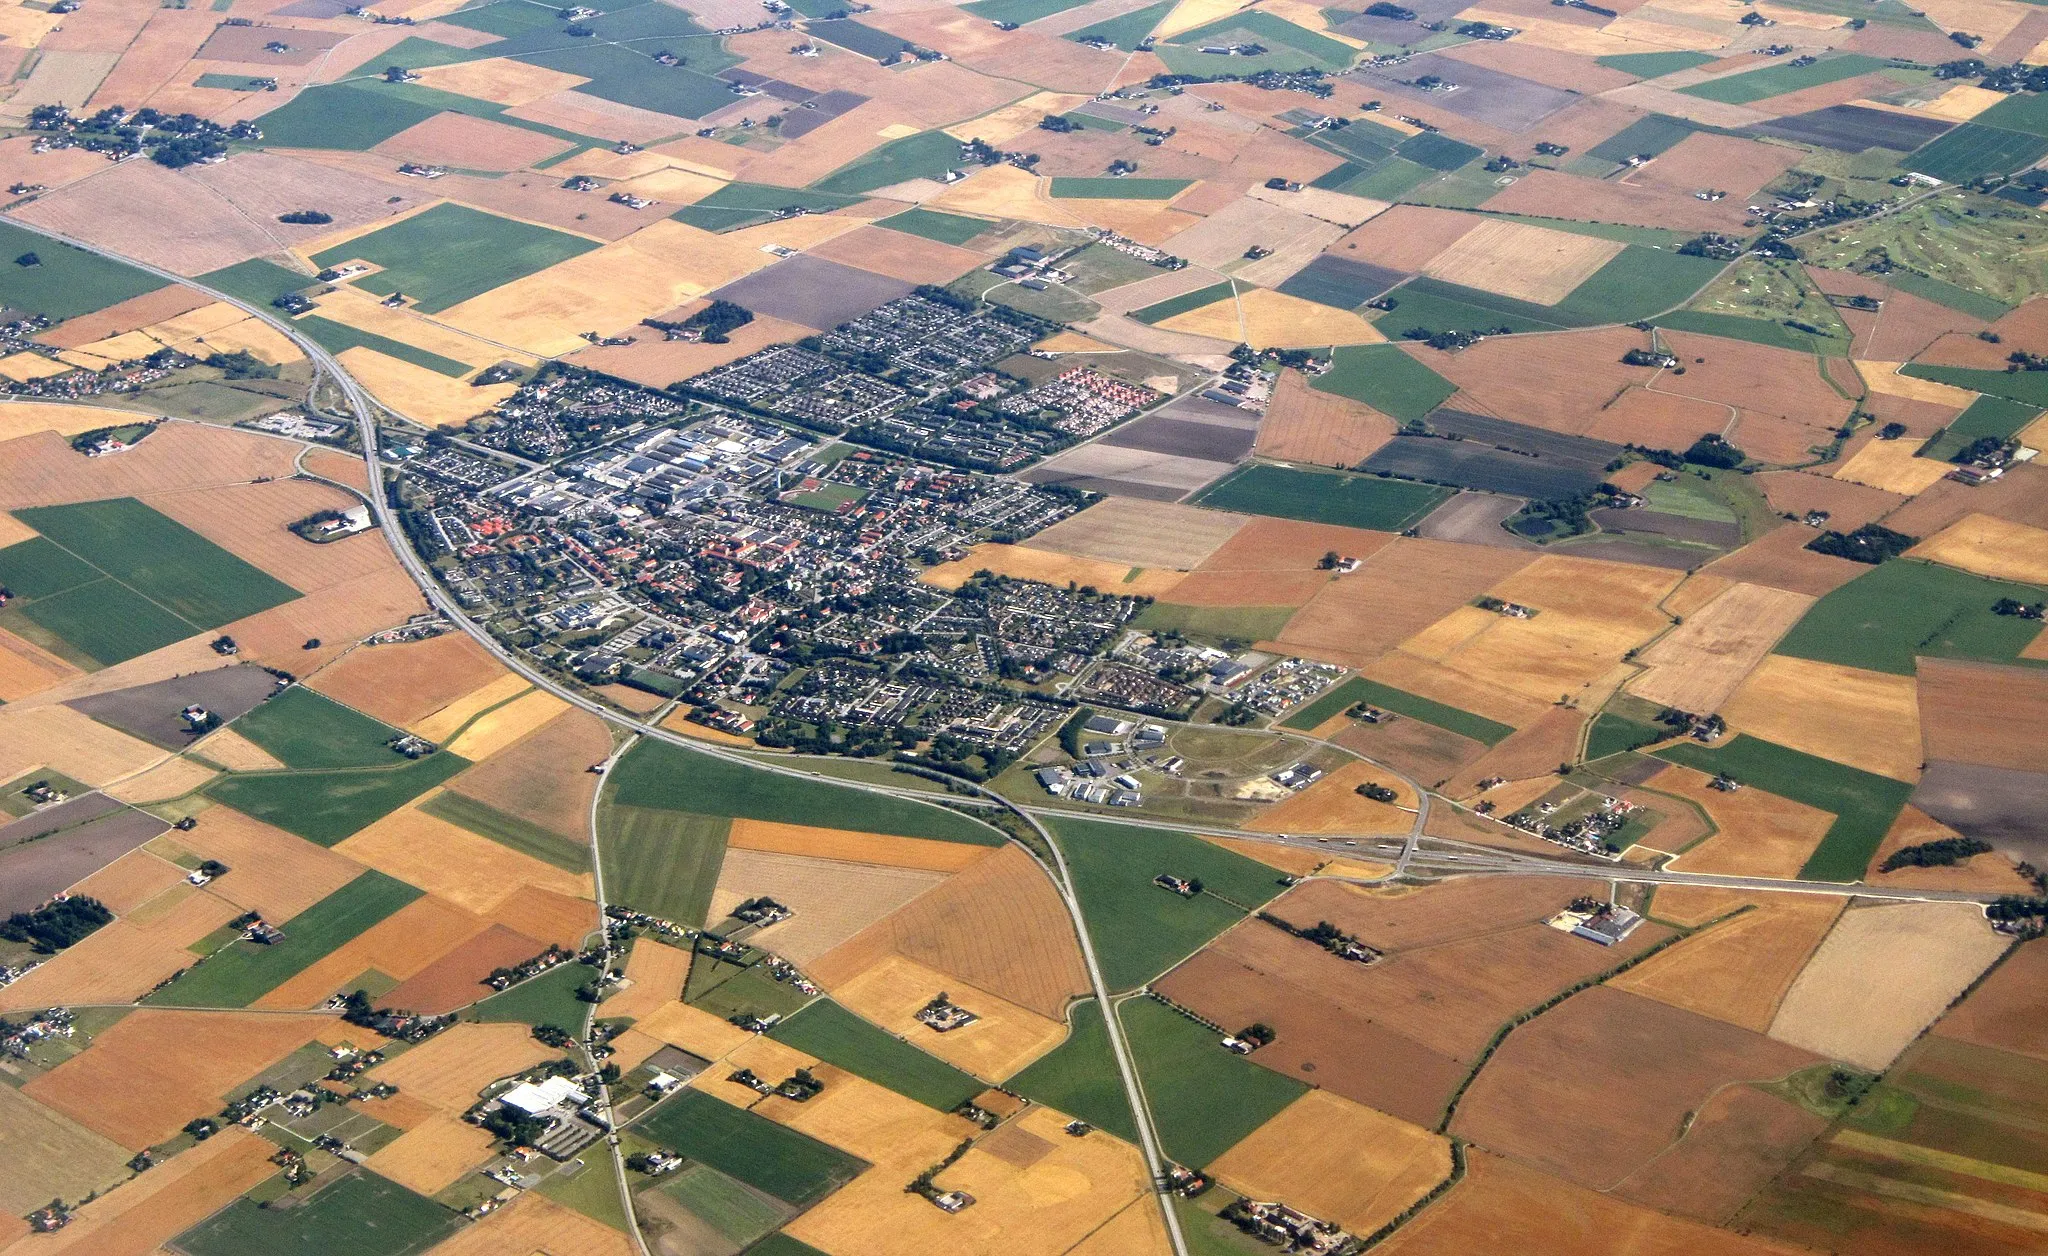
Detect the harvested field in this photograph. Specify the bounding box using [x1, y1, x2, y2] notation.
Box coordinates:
[1628, 581, 1813, 712]
[11, 160, 290, 276]
[1252, 365, 1397, 466]
[168, 803, 364, 921]
[12, 1124, 281, 1256]
[1614, 1083, 1832, 1225]
[1832, 432, 1957, 494]
[1700, 523, 1871, 598]
[0, 702, 165, 786]
[805, 224, 988, 285]
[443, 687, 570, 761]
[1610, 896, 1844, 1032]
[602, 937, 694, 1021]
[822, 952, 1066, 1081]
[412, 56, 589, 106]
[1331, 203, 1480, 271]
[1935, 937, 2048, 1062]
[806, 843, 1088, 1019]
[364, 1113, 499, 1196]
[67, 846, 185, 913]
[1378, 1149, 1812, 1256]
[0, 807, 170, 915]
[726, 818, 992, 872]
[335, 799, 592, 915]
[1916, 658, 2048, 774]
[1244, 760, 1413, 835]
[1211, 1090, 1450, 1236]
[1422, 219, 1624, 304]
[1626, 131, 1801, 199]
[133, 477, 384, 592]
[921, 542, 1188, 598]
[191, 727, 285, 771]
[710, 254, 914, 332]
[380, 923, 551, 1015]
[444, 706, 608, 842]
[421, 1192, 635, 1256]
[710, 848, 949, 965]
[1419, 326, 1655, 436]
[1908, 512, 2048, 586]
[36, 286, 213, 349]
[306, 633, 511, 729]
[1882, 462, 2048, 538]
[1158, 196, 1343, 281]
[0, 1078, 131, 1217]
[1768, 900, 2009, 1070]
[408, 672, 531, 742]
[1756, 469, 1905, 530]
[101, 756, 216, 805]
[1865, 804, 2036, 894]
[1483, 168, 1749, 232]
[337, 346, 516, 428]
[1581, 385, 1734, 453]
[214, 563, 427, 673]
[1275, 537, 1536, 669]
[1169, 515, 1395, 610]
[373, 111, 571, 171]
[1455, 986, 1821, 1192]
[251, 892, 487, 1010]
[0, 880, 242, 1012]
[635, 998, 755, 1061]
[488, 884, 598, 951]
[1414, 492, 1536, 550]
[1332, 714, 1489, 788]
[1654, 763, 1836, 879]
[1026, 496, 1247, 570]
[22, 1008, 331, 1149]
[0, 626, 81, 702]
[1720, 655, 1923, 782]
[566, 309, 816, 387]
[365, 1021, 559, 1113]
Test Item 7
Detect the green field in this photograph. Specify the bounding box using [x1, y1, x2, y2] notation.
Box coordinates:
[1007, 998, 1140, 1141]
[422, 790, 587, 872]
[1946, 394, 2040, 441]
[1773, 559, 2048, 676]
[249, 81, 447, 150]
[814, 131, 967, 195]
[0, 499, 299, 667]
[962, 0, 1089, 20]
[685, 954, 810, 1023]
[654, 1163, 791, 1249]
[768, 999, 984, 1110]
[232, 687, 410, 771]
[876, 207, 995, 246]
[311, 203, 598, 314]
[174, 1169, 460, 1256]
[515, 43, 737, 120]
[787, 482, 867, 512]
[1803, 194, 2042, 312]
[203, 753, 472, 847]
[1906, 123, 2048, 184]
[1063, 0, 1172, 48]
[1048, 177, 1193, 200]
[147, 871, 422, 1007]
[1974, 91, 2048, 139]
[608, 740, 1000, 844]
[1332, 156, 1436, 201]
[197, 258, 318, 308]
[670, 181, 865, 232]
[739, 1232, 831, 1256]
[1587, 114, 1700, 164]
[1653, 309, 1846, 356]
[1194, 465, 1451, 532]
[1163, 11, 1355, 72]
[1655, 735, 1915, 881]
[1396, 131, 1482, 172]
[1902, 363, 2048, 407]
[473, 956, 593, 1027]
[634, 1089, 865, 1206]
[1131, 602, 1297, 645]
[1380, 247, 1723, 335]
[1585, 710, 1669, 761]
[1048, 817, 1286, 991]
[1121, 996, 1306, 1169]
[296, 316, 471, 378]
[597, 804, 728, 926]
[1277, 675, 1513, 745]
[1130, 281, 1235, 326]
[1595, 50, 1717, 77]
[805, 16, 913, 58]
[0, 222, 162, 320]
[1309, 343, 1455, 420]
[1680, 53, 1886, 104]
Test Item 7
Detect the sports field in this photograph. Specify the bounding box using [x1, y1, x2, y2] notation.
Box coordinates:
[173, 1168, 461, 1256]
[203, 753, 472, 846]
[598, 804, 729, 926]
[608, 741, 1000, 844]
[1047, 817, 1285, 992]
[1121, 996, 1307, 1169]
[1655, 736, 1915, 881]
[146, 871, 422, 1007]
[768, 999, 984, 1110]
[1309, 344, 1455, 421]
[0, 223, 161, 320]
[232, 687, 411, 770]
[1772, 559, 2048, 675]
[0, 498, 299, 666]
[1194, 466, 1451, 532]
[311, 204, 599, 314]
[1007, 998, 1140, 1142]
[1279, 676, 1513, 745]
[634, 1089, 865, 1206]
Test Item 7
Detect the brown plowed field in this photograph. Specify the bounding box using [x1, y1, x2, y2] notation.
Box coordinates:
[1332, 711, 1488, 787]
[1582, 385, 1735, 451]
[1483, 168, 1750, 232]
[365, 1022, 559, 1114]
[1610, 896, 1843, 1032]
[1934, 937, 2048, 1062]
[1700, 523, 1870, 598]
[419, 1191, 636, 1256]
[1916, 657, 2048, 774]
[809, 844, 1086, 1018]
[0, 423, 297, 510]
[1626, 132, 1800, 200]
[372, 111, 570, 171]
[16, 1124, 281, 1256]
[36, 285, 212, 348]
[0, 881, 242, 1012]
[1863, 804, 2036, 894]
[1452, 985, 1822, 1191]
[1026, 496, 1248, 571]
[1245, 759, 1413, 835]
[24, 1009, 332, 1149]
[1439, 705, 1588, 798]
[1850, 289, 1983, 362]
[1731, 409, 1844, 464]
[1882, 461, 2048, 537]
[1613, 1084, 1830, 1224]
[1254, 366, 1396, 466]
[364, 1113, 499, 1195]
[712, 848, 947, 965]
[380, 923, 550, 1015]
[1722, 655, 1922, 782]
[487, 883, 598, 950]
[1756, 469, 1906, 530]
[1653, 763, 1835, 879]
[1277, 538, 1536, 669]
[1330, 203, 1478, 271]
[1377, 1149, 1816, 1256]
[307, 633, 511, 729]
[13, 158, 287, 276]
[1657, 332, 1856, 425]
[1629, 580, 1814, 713]
[1416, 326, 1653, 435]
[253, 893, 488, 1010]
[170, 804, 365, 923]
[145, 480, 390, 593]
[445, 707, 610, 842]
[217, 564, 428, 672]
[1172, 514, 1395, 608]
[1211, 1091, 1451, 1236]
[806, 225, 988, 285]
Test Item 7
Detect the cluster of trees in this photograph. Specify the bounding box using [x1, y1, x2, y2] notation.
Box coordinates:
[278, 209, 332, 225]
[645, 299, 754, 345]
[1805, 522, 1917, 565]
[27, 104, 260, 167]
[206, 350, 277, 380]
[0, 896, 111, 953]
[1879, 837, 1993, 872]
[1683, 433, 1746, 469]
[1355, 781, 1398, 802]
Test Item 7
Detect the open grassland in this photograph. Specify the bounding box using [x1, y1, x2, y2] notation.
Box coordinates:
[1048, 816, 1287, 991]
[598, 803, 730, 927]
[1656, 735, 1914, 881]
[634, 1088, 866, 1207]
[1772, 559, 2048, 675]
[1194, 465, 1450, 532]
[768, 998, 984, 1111]
[203, 752, 472, 847]
[610, 740, 999, 844]
[1121, 995, 1308, 1170]
[145, 870, 422, 1007]
[173, 1168, 462, 1256]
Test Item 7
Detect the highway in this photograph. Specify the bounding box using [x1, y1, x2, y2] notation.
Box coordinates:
[3, 216, 2011, 1255]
